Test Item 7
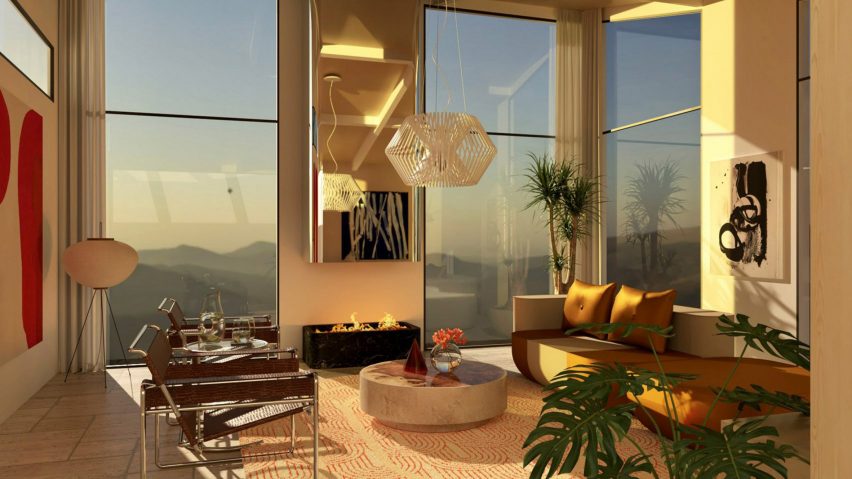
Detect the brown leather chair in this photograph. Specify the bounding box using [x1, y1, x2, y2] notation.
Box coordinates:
[129, 324, 319, 477]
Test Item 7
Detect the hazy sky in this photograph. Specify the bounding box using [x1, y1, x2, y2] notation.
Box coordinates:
[104, 0, 278, 253]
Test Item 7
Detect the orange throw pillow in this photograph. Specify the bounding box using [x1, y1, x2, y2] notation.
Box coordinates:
[562, 280, 617, 339]
[608, 285, 676, 352]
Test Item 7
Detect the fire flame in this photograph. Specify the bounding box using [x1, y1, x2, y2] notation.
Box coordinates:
[321, 312, 404, 333]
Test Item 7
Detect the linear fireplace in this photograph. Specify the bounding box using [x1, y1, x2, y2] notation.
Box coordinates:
[302, 318, 421, 369]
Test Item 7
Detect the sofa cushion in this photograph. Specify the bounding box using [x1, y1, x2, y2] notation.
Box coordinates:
[628, 357, 810, 437]
[562, 280, 617, 339]
[608, 285, 676, 352]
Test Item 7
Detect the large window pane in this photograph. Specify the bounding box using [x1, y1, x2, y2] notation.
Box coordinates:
[426, 137, 553, 344]
[425, 9, 555, 135]
[605, 14, 700, 130]
[0, 0, 51, 95]
[106, 0, 277, 119]
[605, 111, 700, 306]
[106, 115, 277, 362]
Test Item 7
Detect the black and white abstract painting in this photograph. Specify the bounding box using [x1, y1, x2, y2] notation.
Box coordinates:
[711, 152, 783, 279]
[341, 191, 409, 261]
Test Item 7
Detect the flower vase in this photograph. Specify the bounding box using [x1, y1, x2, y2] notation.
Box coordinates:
[430, 342, 462, 373]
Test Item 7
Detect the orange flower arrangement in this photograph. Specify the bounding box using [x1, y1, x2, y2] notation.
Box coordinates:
[432, 328, 468, 349]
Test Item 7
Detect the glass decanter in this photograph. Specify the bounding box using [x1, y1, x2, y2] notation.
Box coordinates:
[198, 289, 225, 350]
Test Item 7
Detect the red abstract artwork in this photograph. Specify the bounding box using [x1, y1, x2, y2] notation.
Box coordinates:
[0, 88, 43, 358]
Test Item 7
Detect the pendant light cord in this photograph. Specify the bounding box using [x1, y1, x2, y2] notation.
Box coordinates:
[431, 1, 468, 112]
[326, 79, 339, 174]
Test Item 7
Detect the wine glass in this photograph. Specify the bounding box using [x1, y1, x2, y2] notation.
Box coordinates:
[232, 317, 255, 345]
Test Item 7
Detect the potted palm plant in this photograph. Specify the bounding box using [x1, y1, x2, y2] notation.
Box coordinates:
[523, 315, 810, 478]
[522, 153, 601, 294]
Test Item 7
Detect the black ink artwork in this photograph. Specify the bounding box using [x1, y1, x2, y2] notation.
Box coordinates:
[718, 161, 767, 266]
[342, 191, 409, 260]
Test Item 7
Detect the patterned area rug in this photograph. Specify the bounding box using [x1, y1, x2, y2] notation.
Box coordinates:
[241, 372, 668, 478]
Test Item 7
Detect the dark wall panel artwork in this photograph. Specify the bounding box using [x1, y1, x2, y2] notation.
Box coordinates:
[342, 191, 409, 261]
[710, 152, 783, 280]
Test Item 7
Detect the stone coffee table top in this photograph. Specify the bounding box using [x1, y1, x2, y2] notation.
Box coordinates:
[359, 359, 507, 432]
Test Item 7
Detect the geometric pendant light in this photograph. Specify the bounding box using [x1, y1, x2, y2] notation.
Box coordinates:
[385, 111, 496, 187]
[322, 73, 364, 211]
[385, 2, 497, 187]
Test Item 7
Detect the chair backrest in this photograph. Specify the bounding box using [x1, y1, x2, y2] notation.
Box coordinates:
[139, 326, 173, 386]
[158, 297, 186, 332]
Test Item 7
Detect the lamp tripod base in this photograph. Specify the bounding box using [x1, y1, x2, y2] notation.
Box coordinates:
[63, 288, 132, 389]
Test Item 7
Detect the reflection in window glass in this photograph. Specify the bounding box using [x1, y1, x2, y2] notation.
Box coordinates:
[426, 137, 553, 344]
[0, 0, 51, 95]
[105, 2, 277, 364]
[605, 14, 700, 130]
[425, 9, 555, 344]
[606, 111, 700, 306]
[106, 0, 277, 119]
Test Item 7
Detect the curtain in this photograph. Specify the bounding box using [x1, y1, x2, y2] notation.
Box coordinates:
[58, 0, 106, 373]
[556, 8, 602, 283]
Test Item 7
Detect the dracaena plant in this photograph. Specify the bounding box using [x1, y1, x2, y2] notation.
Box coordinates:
[522, 153, 601, 295]
[523, 314, 809, 479]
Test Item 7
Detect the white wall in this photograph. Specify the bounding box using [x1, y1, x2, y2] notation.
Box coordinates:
[278, 1, 424, 346]
[700, 0, 799, 339]
[0, 0, 59, 423]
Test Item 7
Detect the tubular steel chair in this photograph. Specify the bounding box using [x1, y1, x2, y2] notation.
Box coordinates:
[129, 324, 319, 478]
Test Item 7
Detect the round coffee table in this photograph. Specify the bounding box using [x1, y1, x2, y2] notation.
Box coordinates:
[359, 359, 507, 432]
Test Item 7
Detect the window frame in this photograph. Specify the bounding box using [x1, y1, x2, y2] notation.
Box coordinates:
[599, 11, 702, 301]
[0, 0, 53, 99]
[103, 1, 279, 366]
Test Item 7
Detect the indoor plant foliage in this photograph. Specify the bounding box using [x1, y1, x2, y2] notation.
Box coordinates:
[523, 153, 601, 294]
[523, 314, 809, 479]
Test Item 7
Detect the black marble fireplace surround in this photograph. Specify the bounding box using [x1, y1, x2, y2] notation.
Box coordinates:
[302, 322, 421, 369]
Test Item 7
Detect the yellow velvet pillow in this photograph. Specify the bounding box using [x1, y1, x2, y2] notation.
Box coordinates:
[562, 280, 617, 339]
[608, 285, 677, 352]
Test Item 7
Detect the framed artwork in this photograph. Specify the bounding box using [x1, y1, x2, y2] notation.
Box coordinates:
[341, 191, 409, 261]
[710, 151, 784, 280]
[0, 87, 43, 365]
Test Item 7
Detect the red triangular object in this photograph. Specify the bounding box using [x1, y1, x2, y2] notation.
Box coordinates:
[404, 339, 428, 374]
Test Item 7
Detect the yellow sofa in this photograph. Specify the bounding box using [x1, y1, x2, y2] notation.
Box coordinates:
[511, 295, 810, 435]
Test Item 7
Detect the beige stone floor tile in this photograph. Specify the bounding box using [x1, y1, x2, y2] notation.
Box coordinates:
[71, 437, 139, 460]
[20, 397, 60, 410]
[0, 429, 85, 466]
[0, 407, 51, 434]
[0, 454, 131, 478]
[31, 414, 95, 432]
[80, 413, 145, 443]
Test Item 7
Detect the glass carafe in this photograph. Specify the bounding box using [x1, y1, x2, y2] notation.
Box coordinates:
[198, 289, 225, 350]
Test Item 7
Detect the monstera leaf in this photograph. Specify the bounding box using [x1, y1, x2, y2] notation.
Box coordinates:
[523, 396, 637, 479]
[674, 418, 806, 479]
[589, 447, 656, 479]
[543, 363, 696, 407]
[716, 314, 810, 371]
[715, 384, 811, 416]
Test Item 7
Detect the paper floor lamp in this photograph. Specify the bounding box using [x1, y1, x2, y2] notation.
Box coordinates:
[62, 238, 138, 386]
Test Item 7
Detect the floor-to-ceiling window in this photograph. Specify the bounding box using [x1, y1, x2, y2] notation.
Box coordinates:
[105, 1, 278, 363]
[603, 13, 701, 306]
[424, 8, 555, 345]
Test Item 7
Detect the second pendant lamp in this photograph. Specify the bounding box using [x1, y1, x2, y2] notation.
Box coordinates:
[322, 74, 364, 212]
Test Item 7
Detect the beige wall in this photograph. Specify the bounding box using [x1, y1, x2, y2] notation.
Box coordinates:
[279, 1, 424, 345]
[811, 0, 852, 475]
[700, 0, 798, 340]
[0, 0, 59, 423]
